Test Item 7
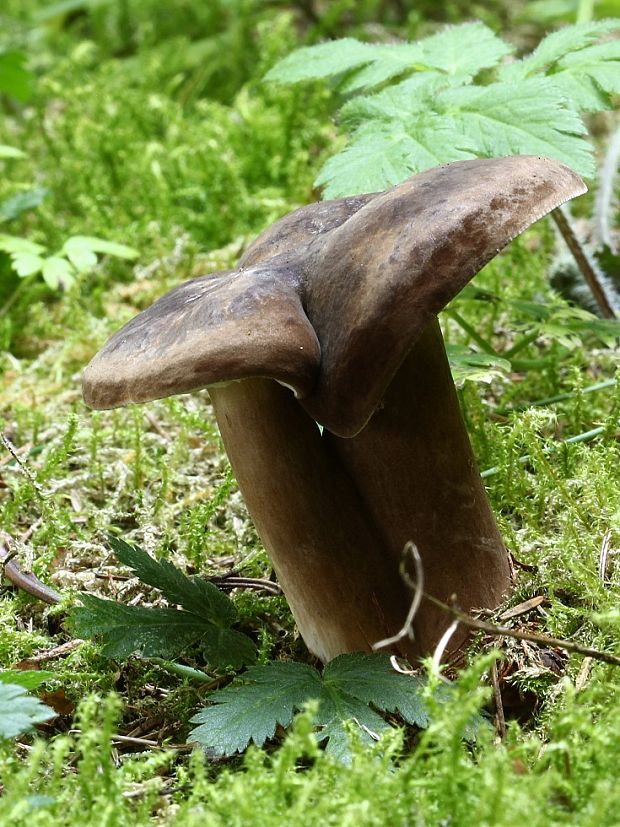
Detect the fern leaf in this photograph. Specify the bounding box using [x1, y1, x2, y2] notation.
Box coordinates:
[189, 662, 322, 755]
[108, 536, 237, 625]
[266, 23, 511, 94]
[552, 39, 620, 111]
[264, 38, 391, 85]
[439, 78, 594, 176]
[0, 684, 55, 739]
[188, 653, 431, 758]
[315, 118, 474, 198]
[499, 19, 619, 81]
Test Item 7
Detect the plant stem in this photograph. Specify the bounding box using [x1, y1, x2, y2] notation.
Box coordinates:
[499, 378, 617, 414]
[446, 309, 498, 355]
[552, 206, 618, 319]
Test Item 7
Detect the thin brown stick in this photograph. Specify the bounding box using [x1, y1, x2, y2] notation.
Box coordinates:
[379, 542, 620, 668]
[552, 206, 618, 319]
[426, 593, 620, 667]
[206, 575, 282, 595]
[20, 640, 83, 663]
[0, 532, 61, 605]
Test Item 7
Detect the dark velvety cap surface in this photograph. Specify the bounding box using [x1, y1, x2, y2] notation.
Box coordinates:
[299, 156, 587, 436]
[83, 261, 320, 409]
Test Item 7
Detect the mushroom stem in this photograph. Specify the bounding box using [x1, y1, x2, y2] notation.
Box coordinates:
[325, 317, 511, 657]
[209, 379, 415, 663]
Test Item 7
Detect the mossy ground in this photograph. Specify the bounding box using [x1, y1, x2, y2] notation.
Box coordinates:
[1, 2, 619, 824]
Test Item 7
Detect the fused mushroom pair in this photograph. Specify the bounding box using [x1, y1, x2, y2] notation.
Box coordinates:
[83, 156, 586, 663]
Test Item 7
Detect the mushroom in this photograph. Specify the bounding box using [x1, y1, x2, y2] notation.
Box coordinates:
[83, 156, 586, 663]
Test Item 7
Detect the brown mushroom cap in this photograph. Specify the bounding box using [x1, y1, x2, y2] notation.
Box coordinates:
[83, 156, 586, 424]
[82, 261, 321, 409]
[299, 156, 587, 435]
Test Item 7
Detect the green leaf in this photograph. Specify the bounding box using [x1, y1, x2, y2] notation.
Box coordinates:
[0, 188, 48, 222]
[265, 38, 393, 86]
[322, 652, 430, 728]
[0, 684, 55, 739]
[447, 345, 511, 386]
[107, 536, 237, 625]
[0, 670, 54, 690]
[42, 256, 75, 290]
[438, 78, 594, 177]
[0, 145, 26, 159]
[551, 39, 620, 111]
[189, 653, 430, 758]
[340, 72, 464, 128]
[69, 595, 210, 658]
[190, 661, 322, 755]
[0, 51, 34, 102]
[0, 235, 46, 256]
[511, 299, 620, 348]
[11, 252, 45, 277]
[68, 537, 256, 667]
[406, 21, 513, 79]
[315, 117, 474, 198]
[66, 235, 139, 260]
[62, 238, 98, 272]
[266, 24, 511, 94]
[499, 20, 620, 81]
[201, 627, 259, 671]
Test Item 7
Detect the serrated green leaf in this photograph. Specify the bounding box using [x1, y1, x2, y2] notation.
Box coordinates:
[108, 536, 237, 625]
[189, 662, 322, 755]
[323, 653, 431, 728]
[63, 244, 97, 273]
[499, 20, 620, 81]
[410, 21, 512, 79]
[438, 78, 594, 177]
[447, 345, 511, 386]
[315, 118, 474, 198]
[265, 38, 391, 85]
[0, 684, 55, 739]
[340, 72, 461, 128]
[0, 670, 54, 690]
[65, 235, 139, 260]
[201, 627, 258, 670]
[552, 39, 620, 111]
[509, 298, 620, 347]
[69, 595, 210, 658]
[266, 24, 511, 94]
[42, 255, 75, 290]
[69, 538, 255, 667]
[189, 653, 430, 758]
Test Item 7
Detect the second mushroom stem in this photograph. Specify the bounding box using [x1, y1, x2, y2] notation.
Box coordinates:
[210, 317, 511, 663]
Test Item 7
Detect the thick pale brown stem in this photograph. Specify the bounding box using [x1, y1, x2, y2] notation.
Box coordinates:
[210, 380, 414, 663]
[325, 317, 511, 656]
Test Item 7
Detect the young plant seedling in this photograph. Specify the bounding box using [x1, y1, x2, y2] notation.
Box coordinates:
[83, 156, 586, 663]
